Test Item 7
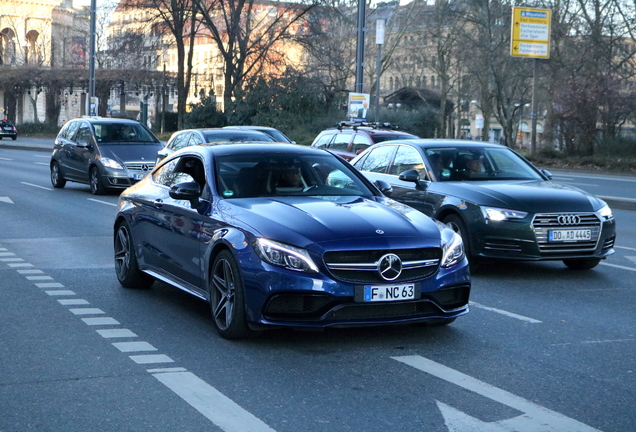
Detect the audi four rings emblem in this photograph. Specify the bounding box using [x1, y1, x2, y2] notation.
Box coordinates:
[557, 215, 581, 225]
[378, 253, 402, 281]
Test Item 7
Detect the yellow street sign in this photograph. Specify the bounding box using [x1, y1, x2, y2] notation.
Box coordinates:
[511, 7, 551, 59]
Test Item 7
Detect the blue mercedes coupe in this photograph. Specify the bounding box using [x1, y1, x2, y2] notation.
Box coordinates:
[113, 143, 470, 339]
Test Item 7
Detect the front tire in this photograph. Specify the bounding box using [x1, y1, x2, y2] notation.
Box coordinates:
[209, 250, 252, 340]
[563, 258, 601, 270]
[90, 166, 106, 195]
[50, 161, 66, 188]
[114, 221, 154, 288]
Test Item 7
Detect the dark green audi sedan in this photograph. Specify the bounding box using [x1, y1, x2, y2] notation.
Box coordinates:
[351, 139, 616, 270]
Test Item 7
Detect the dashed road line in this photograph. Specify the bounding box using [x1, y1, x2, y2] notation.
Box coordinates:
[1, 242, 278, 432]
[20, 182, 52, 190]
[87, 198, 118, 207]
[469, 301, 542, 323]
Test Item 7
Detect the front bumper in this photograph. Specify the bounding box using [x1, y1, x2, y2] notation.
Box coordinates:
[474, 213, 616, 261]
[241, 258, 471, 329]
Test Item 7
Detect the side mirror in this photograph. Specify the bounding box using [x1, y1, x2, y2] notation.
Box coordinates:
[399, 169, 428, 190]
[373, 179, 393, 196]
[540, 169, 553, 180]
[170, 181, 202, 208]
[77, 140, 92, 149]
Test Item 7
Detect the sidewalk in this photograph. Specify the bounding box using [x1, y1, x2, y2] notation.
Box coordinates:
[0, 137, 54, 152]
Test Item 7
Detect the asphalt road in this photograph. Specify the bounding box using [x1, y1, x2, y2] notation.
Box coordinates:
[1, 146, 635, 432]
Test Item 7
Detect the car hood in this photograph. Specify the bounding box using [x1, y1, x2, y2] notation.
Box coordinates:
[219, 196, 442, 249]
[439, 180, 606, 212]
[100, 143, 164, 164]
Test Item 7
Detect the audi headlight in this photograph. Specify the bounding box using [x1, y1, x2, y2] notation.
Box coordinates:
[441, 231, 465, 268]
[480, 206, 528, 221]
[596, 204, 613, 221]
[100, 157, 123, 170]
[255, 239, 319, 273]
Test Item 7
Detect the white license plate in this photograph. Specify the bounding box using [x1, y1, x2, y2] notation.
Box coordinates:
[132, 173, 146, 180]
[363, 284, 415, 302]
[4, 127, 12, 131]
[549, 229, 592, 242]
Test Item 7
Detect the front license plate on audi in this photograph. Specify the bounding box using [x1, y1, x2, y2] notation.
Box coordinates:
[549, 229, 592, 242]
[363, 284, 415, 302]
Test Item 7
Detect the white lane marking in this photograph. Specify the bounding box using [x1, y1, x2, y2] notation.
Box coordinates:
[148, 367, 187, 373]
[58, 299, 90, 305]
[561, 182, 598, 187]
[96, 328, 137, 338]
[393, 355, 601, 432]
[83, 317, 120, 326]
[112, 341, 157, 353]
[69, 308, 105, 315]
[553, 173, 636, 183]
[0, 252, 16, 257]
[616, 245, 636, 251]
[0, 197, 14, 204]
[26, 275, 54, 281]
[3, 247, 277, 432]
[599, 262, 636, 272]
[0, 257, 23, 262]
[34, 155, 50, 158]
[469, 302, 542, 323]
[551, 338, 634, 347]
[7, 262, 34, 267]
[45, 290, 76, 296]
[34, 162, 49, 166]
[36, 282, 65, 288]
[153, 371, 277, 432]
[0, 157, 13, 161]
[87, 198, 117, 207]
[21, 182, 52, 190]
[598, 195, 636, 203]
[17, 269, 44, 274]
[130, 354, 174, 364]
[626, 256, 636, 265]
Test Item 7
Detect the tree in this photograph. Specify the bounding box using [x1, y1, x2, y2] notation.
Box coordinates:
[194, 0, 317, 113]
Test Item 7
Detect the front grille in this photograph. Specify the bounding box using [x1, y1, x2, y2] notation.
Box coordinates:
[323, 248, 442, 284]
[125, 162, 155, 172]
[532, 213, 601, 254]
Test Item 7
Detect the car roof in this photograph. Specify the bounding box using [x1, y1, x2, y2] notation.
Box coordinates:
[375, 138, 507, 149]
[72, 117, 142, 125]
[176, 142, 321, 157]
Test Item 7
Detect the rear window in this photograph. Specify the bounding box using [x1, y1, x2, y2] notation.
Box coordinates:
[371, 133, 417, 144]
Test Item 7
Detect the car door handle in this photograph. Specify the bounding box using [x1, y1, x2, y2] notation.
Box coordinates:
[154, 199, 164, 208]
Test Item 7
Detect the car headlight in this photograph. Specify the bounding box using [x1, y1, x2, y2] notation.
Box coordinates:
[480, 206, 528, 221]
[596, 204, 614, 221]
[255, 238, 319, 273]
[441, 231, 465, 268]
[100, 157, 124, 170]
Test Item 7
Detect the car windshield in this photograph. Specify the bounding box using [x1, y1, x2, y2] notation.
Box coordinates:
[216, 152, 372, 199]
[425, 146, 544, 181]
[93, 123, 157, 143]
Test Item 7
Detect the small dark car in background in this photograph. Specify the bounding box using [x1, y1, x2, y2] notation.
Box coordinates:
[156, 128, 275, 163]
[0, 119, 18, 140]
[311, 121, 418, 160]
[50, 117, 163, 195]
[351, 139, 616, 270]
[223, 125, 295, 143]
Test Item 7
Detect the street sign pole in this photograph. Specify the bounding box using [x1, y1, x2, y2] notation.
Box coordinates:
[510, 7, 551, 155]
